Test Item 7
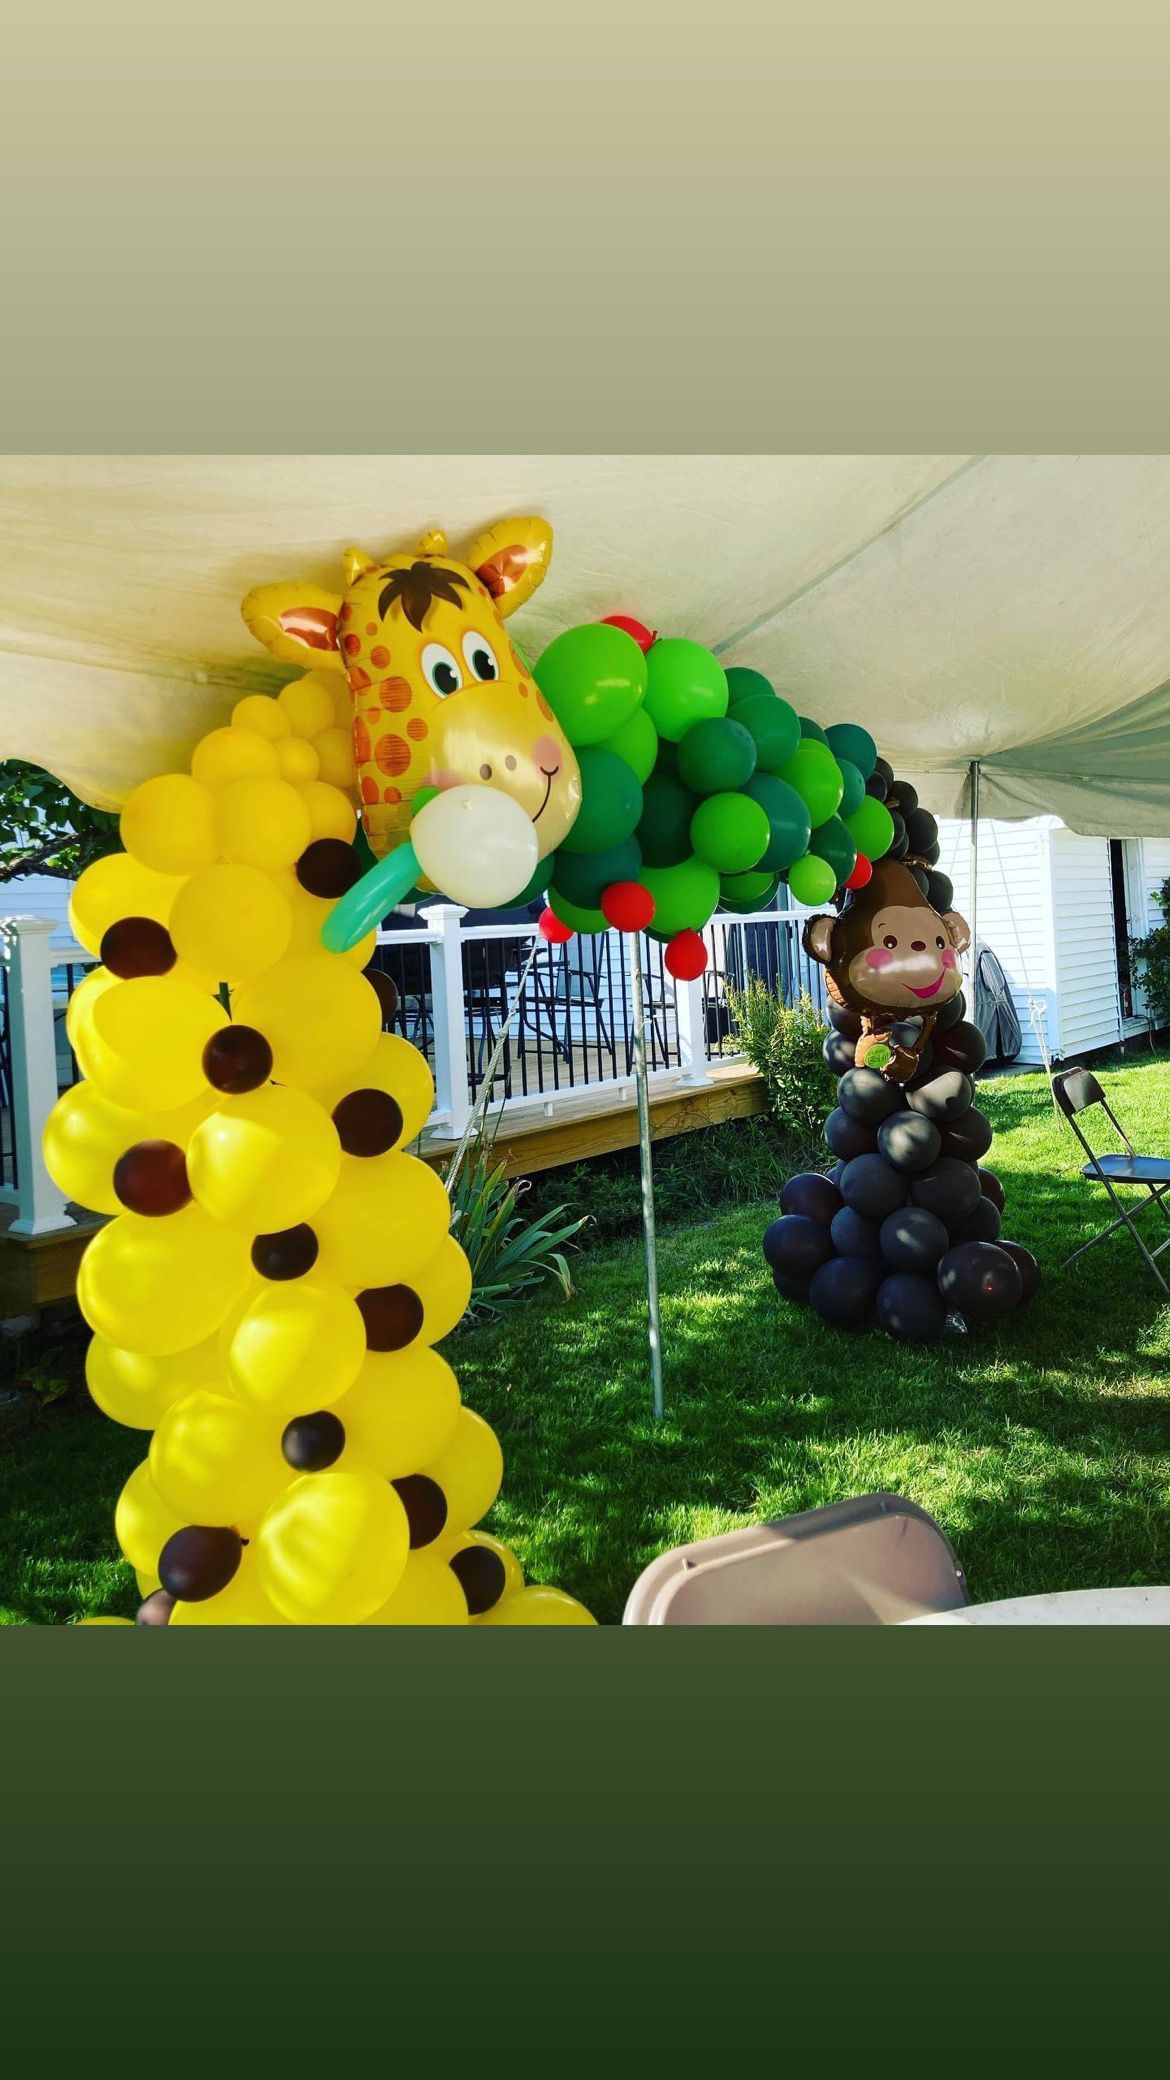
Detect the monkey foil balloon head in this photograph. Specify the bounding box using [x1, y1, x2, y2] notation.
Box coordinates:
[804, 858, 971, 1081]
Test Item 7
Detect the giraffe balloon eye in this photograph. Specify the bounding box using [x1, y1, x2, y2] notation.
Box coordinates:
[421, 643, 462, 697]
[461, 630, 499, 682]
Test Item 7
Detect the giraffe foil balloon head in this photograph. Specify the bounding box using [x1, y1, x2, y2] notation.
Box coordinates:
[241, 517, 581, 872]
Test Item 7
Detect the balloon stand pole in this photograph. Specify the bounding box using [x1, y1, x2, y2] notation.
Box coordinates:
[630, 933, 665, 1422]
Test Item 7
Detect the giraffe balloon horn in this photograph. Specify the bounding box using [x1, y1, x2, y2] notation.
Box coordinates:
[241, 516, 580, 946]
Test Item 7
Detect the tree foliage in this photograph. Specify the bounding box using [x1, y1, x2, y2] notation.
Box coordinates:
[1130, 877, 1170, 1030]
[0, 761, 120, 884]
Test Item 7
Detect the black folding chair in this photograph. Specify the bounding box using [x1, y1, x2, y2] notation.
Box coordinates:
[1053, 1064, 1170, 1295]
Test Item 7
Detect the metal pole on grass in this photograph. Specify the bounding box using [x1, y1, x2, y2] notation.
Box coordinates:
[630, 931, 665, 1422]
[969, 758, 981, 1003]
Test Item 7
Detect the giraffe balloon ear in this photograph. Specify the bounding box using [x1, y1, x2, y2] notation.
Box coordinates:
[415, 530, 448, 558]
[462, 514, 554, 619]
[241, 581, 347, 671]
[341, 546, 379, 588]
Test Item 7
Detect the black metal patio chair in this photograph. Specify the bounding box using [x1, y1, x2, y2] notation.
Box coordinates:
[1052, 1064, 1170, 1295]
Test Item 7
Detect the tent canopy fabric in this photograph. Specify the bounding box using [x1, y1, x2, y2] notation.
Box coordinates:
[2, 453, 1170, 835]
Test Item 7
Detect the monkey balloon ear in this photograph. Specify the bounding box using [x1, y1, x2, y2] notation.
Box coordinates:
[803, 914, 836, 966]
[944, 909, 971, 955]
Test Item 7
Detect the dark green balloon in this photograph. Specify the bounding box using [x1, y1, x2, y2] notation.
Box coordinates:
[558, 748, 643, 855]
[547, 886, 607, 935]
[551, 836, 642, 909]
[799, 716, 828, 744]
[637, 771, 699, 866]
[676, 716, 757, 796]
[512, 858, 553, 907]
[744, 773, 812, 872]
[727, 694, 801, 774]
[719, 868, 780, 911]
[725, 666, 775, 708]
[810, 815, 858, 887]
[837, 758, 866, 819]
[825, 722, 878, 780]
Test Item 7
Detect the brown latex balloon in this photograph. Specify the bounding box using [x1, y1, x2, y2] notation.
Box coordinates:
[251, 1223, 320, 1280]
[356, 1283, 424, 1351]
[158, 1525, 244, 1602]
[113, 1139, 191, 1216]
[203, 1024, 273, 1093]
[391, 1474, 448, 1549]
[100, 916, 177, 978]
[366, 967, 400, 1026]
[977, 1167, 1006, 1213]
[281, 1410, 345, 1471]
[135, 1590, 176, 1625]
[333, 1088, 403, 1157]
[296, 839, 362, 900]
[449, 1543, 507, 1616]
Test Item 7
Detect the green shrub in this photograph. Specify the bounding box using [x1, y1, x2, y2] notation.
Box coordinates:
[722, 980, 836, 1166]
[1131, 878, 1170, 1029]
[526, 1114, 788, 1243]
[448, 1117, 588, 1324]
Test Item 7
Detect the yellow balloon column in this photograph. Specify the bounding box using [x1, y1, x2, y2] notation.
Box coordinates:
[48, 676, 594, 1627]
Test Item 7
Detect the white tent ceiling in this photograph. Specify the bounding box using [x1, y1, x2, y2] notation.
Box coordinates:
[2, 453, 1170, 835]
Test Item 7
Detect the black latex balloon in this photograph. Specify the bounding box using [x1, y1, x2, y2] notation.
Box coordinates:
[888, 781, 919, 818]
[825, 1108, 878, 1162]
[921, 840, 941, 866]
[837, 1066, 904, 1126]
[828, 1001, 864, 1039]
[876, 1111, 943, 1173]
[839, 1153, 909, 1220]
[905, 1070, 974, 1124]
[251, 1224, 319, 1280]
[908, 866, 930, 897]
[933, 1020, 988, 1075]
[830, 1206, 885, 1260]
[772, 1268, 810, 1301]
[879, 1205, 950, 1274]
[977, 1167, 1005, 1212]
[865, 772, 889, 800]
[823, 1031, 857, 1075]
[828, 1161, 847, 1189]
[911, 1157, 983, 1223]
[763, 1215, 834, 1281]
[282, 1410, 345, 1470]
[780, 1172, 844, 1227]
[926, 871, 954, 912]
[873, 757, 894, 788]
[998, 1241, 1041, 1302]
[876, 1272, 946, 1342]
[934, 991, 967, 1032]
[941, 1108, 994, 1163]
[158, 1525, 243, 1602]
[392, 1474, 448, 1548]
[449, 1544, 508, 1616]
[886, 809, 908, 858]
[946, 1197, 1003, 1245]
[937, 1241, 1023, 1320]
[809, 1255, 881, 1329]
[905, 808, 938, 854]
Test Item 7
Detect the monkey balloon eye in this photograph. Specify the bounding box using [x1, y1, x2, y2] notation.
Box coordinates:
[461, 630, 499, 682]
[883, 935, 898, 949]
[936, 935, 946, 948]
[421, 642, 462, 696]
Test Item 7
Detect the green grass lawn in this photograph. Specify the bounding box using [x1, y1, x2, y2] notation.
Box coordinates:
[4, 1056, 1170, 1625]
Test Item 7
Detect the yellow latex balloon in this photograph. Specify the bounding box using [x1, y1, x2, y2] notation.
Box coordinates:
[86, 1333, 222, 1429]
[256, 1467, 410, 1625]
[412, 1235, 473, 1344]
[65, 965, 117, 1053]
[168, 864, 292, 984]
[312, 726, 358, 790]
[234, 955, 381, 1089]
[275, 736, 320, 785]
[191, 725, 280, 791]
[80, 974, 226, 1112]
[477, 1586, 596, 1626]
[121, 774, 219, 876]
[277, 873, 375, 968]
[115, 1459, 185, 1576]
[216, 777, 312, 871]
[169, 1553, 288, 1625]
[75, 1616, 134, 1626]
[188, 1085, 341, 1233]
[363, 1552, 469, 1626]
[333, 1347, 460, 1479]
[44, 1082, 152, 1215]
[279, 676, 336, 740]
[150, 1389, 289, 1524]
[78, 1204, 251, 1356]
[215, 1273, 269, 1363]
[135, 1566, 161, 1596]
[321, 1033, 435, 1150]
[422, 1408, 504, 1530]
[227, 1282, 366, 1413]
[313, 1151, 451, 1288]
[232, 693, 291, 741]
[68, 852, 183, 956]
[298, 780, 357, 844]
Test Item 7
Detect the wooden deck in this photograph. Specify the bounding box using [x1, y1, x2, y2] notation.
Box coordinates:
[0, 1065, 767, 1317]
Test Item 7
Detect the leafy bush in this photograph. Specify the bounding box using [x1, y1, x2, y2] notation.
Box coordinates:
[722, 980, 836, 1165]
[448, 1117, 588, 1324]
[1130, 878, 1170, 1030]
[0, 761, 120, 884]
[525, 1115, 789, 1243]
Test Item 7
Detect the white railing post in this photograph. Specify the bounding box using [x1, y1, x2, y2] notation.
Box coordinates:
[1, 915, 76, 1236]
[421, 904, 472, 1141]
[675, 930, 714, 1085]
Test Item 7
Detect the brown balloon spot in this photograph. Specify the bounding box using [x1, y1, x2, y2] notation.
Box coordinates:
[374, 733, 411, 778]
[382, 785, 401, 804]
[391, 1474, 447, 1548]
[406, 717, 428, 741]
[334, 1088, 403, 1157]
[370, 645, 389, 669]
[203, 1024, 273, 1094]
[352, 715, 372, 763]
[251, 1223, 319, 1280]
[338, 602, 352, 623]
[281, 1409, 345, 1470]
[114, 1140, 191, 1216]
[449, 1544, 507, 1616]
[343, 634, 362, 657]
[379, 677, 413, 712]
[366, 622, 378, 637]
[356, 1283, 424, 1350]
[296, 838, 361, 898]
[100, 916, 176, 978]
[510, 649, 526, 676]
[536, 693, 553, 721]
[517, 681, 529, 697]
[365, 967, 399, 1025]
[159, 1526, 243, 1602]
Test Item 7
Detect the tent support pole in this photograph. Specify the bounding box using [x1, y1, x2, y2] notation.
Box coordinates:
[969, 757, 981, 994]
[630, 933, 665, 1422]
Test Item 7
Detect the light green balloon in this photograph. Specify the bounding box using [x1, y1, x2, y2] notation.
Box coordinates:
[643, 639, 728, 743]
[778, 740, 844, 827]
[844, 796, 896, 861]
[534, 624, 647, 747]
[603, 706, 659, 785]
[690, 793, 771, 875]
[640, 857, 721, 937]
[787, 853, 838, 906]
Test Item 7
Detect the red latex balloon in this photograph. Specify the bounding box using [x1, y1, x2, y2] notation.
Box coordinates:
[664, 930, 708, 981]
[538, 908, 574, 944]
[601, 614, 657, 653]
[845, 854, 874, 890]
[601, 881, 655, 932]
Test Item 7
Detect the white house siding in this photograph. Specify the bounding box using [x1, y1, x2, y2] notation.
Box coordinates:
[0, 872, 86, 958]
[937, 816, 1055, 1066]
